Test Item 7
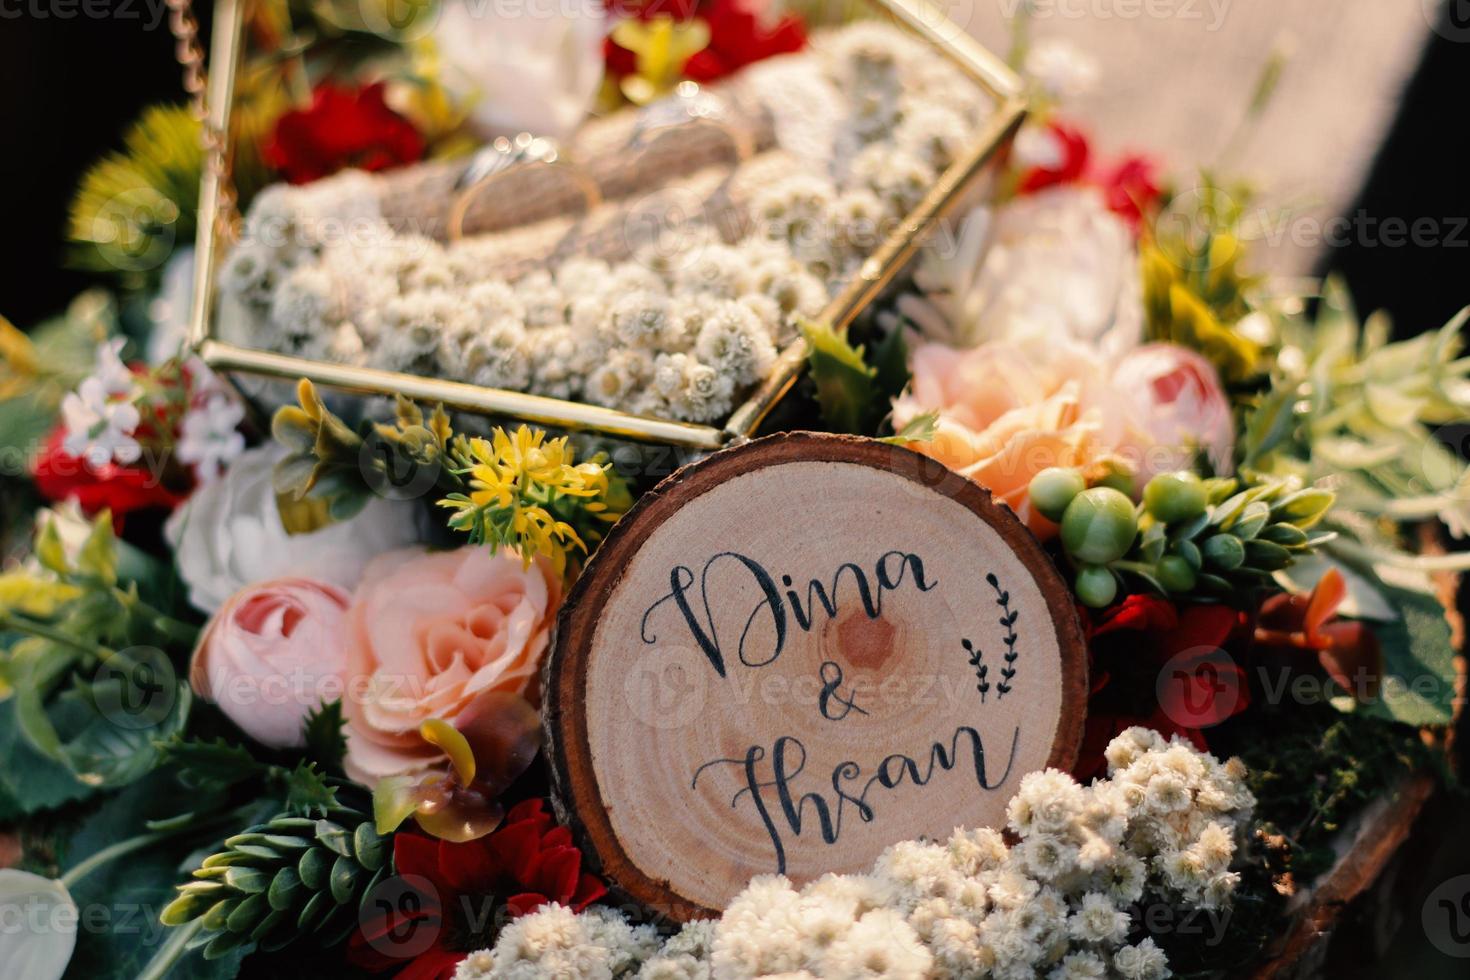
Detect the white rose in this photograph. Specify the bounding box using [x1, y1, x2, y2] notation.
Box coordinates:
[164, 443, 422, 613]
[432, 0, 606, 141]
[903, 186, 1142, 360]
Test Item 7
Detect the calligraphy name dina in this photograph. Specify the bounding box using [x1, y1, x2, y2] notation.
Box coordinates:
[639, 549, 937, 678]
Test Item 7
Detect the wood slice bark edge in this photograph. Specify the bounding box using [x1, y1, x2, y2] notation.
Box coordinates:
[544, 431, 1090, 921]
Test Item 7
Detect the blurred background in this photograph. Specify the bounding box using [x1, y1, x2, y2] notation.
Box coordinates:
[1, 2, 1468, 976]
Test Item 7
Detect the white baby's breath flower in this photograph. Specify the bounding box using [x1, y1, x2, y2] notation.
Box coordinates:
[1050, 949, 1107, 980]
[819, 908, 932, 980]
[608, 290, 685, 351]
[1067, 892, 1130, 944]
[894, 101, 971, 171]
[1025, 38, 1101, 99]
[1112, 937, 1170, 980]
[61, 376, 141, 467]
[176, 394, 246, 482]
[695, 301, 777, 386]
[91, 337, 135, 397]
[515, 270, 568, 328]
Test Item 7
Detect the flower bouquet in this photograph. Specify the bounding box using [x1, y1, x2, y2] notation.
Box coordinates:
[2, 2, 1467, 979]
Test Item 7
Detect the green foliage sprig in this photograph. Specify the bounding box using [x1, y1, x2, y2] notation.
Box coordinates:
[0, 510, 197, 791]
[160, 800, 389, 960]
[1244, 279, 1470, 541]
[272, 379, 631, 576]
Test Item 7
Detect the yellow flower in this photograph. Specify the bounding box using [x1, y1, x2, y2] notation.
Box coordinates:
[611, 15, 711, 105]
[439, 425, 627, 578]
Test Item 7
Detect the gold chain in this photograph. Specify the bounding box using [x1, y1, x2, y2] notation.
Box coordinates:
[165, 0, 238, 232]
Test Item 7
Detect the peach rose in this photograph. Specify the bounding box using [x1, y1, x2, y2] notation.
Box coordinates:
[893, 339, 1152, 537]
[341, 546, 562, 784]
[190, 577, 351, 748]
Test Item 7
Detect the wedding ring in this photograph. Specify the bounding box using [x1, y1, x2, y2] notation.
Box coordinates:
[447, 133, 603, 241]
[625, 82, 755, 164]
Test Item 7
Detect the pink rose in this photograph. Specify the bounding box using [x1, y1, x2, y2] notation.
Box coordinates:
[190, 578, 351, 748]
[341, 546, 562, 784]
[1111, 343, 1234, 480]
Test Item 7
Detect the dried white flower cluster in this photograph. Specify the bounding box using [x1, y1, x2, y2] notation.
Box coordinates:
[216, 23, 990, 424]
[455, 729, 1254, 980]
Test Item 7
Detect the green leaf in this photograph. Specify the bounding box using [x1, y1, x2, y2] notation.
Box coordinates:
[35, 518, 70, 576]
[0, 698, 95, 814]
[60, 680, 192, 788]
[281, 763, 338, 817]
[802, 320, 878, 435]
[1241, 386, 1298, 468]
[870, 323, 910, 401]
[76, 513, 118, 586]
[880, 411, 938, 445]
[59, 770, 251, 980]
[158, 736, 267, 791]
[1361, 581, 1459, 727]
[301, 700, 347, 773]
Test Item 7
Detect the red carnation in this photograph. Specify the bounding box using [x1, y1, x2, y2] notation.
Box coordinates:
[1016, 120, 1090, 195]
[1076, 594, 1251, 781]
[683, 0, 807, 82]
[265, 82, 424, 185]
[350, 800, 606, 980]
[31, 428, 189, 524]
[1099, 153, 1162, 232]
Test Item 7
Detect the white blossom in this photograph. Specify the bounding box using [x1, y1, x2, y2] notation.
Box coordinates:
[61, 376, 141, 467]
[176, 394, 246, 482]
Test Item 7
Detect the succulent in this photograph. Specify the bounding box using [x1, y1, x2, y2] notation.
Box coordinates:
[1032, 468, 1335, 607]
[160, 802, 389, 960]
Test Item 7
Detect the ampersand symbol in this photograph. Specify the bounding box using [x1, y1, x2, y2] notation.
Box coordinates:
[817, 660, 869, 721]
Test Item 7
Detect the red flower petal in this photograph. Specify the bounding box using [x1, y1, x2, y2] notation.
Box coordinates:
[395, 948, 467, 980]
[1017, 120, 1090, 194]
[1317, 620, 1383, 700]
[528, 846, 582, 904]
[570, 872, 609, 911]
[265, 81, 424, 185]
[505, 892, 551, 918]
[1092, 593, 1178, 638]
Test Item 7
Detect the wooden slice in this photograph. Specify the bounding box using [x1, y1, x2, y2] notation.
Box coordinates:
[545, 432, 1088, 920]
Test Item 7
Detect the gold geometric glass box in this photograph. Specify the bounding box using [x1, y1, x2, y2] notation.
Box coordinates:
[188, 0, 1026, 449]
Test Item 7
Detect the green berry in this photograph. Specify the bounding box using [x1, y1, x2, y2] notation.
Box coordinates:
[1156, 555, 1197, 593]
[1143, 471, 1208, 524]
[1060, 488, 1139, 565]
[1029, 467, 1087, 523]
[1095, 467, 1135, 497]
[1075, 566, 1118, 608]
[1201, 533, 1246, 570]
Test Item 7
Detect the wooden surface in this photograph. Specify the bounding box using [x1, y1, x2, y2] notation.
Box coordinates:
[545, 432, 1088, 919]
